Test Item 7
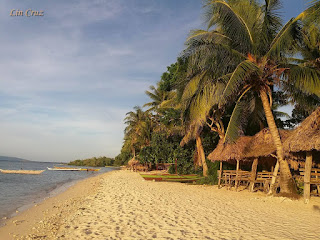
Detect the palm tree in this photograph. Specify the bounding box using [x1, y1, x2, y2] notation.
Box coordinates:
[177, 67, 229, 176]
[184, 0, 320, 194]
[124, 106, 153, 159]
[144, 85, 176, 113]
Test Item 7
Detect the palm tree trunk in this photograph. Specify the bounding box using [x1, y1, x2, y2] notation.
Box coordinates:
[260, 90, 297, 195]
[235, 160, 240, 190]
[132, 147, 136, 158]
[196, 135, 208, 177]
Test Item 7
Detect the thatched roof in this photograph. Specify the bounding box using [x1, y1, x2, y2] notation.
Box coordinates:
[244, 128, 292, 158]
[128, 157, 139, 166]
[284, 107, 320, 153]
[208, 128, 292, 163]
[208, 136, 252, 162]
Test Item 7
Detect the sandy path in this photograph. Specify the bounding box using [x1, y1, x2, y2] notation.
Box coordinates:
[1, 170, 320, 239]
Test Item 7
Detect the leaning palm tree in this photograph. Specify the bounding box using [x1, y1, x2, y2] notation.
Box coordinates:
[178, 70, 227, 177]
[186, 0, 320, 194]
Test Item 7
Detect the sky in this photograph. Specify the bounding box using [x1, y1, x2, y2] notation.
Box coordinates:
[0, 0, 308, 162]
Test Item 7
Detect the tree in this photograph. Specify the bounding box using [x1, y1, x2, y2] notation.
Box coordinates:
[187, 0, 320, 195]
[124, 106, 153, 159]
[144, 85, 175, 113]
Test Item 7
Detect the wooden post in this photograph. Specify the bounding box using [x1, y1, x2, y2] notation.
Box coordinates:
[249, 158, 258, 192]
[316, 169, 320, 194]
[268, 160, 279, 195]
[235, 160, 240, 190]
[304, 151, 313, 204]
[218, 161, 223, 189]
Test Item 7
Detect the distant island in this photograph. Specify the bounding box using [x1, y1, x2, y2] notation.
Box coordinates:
[0, 156, 31, 162]
[68, 156, 117, 167]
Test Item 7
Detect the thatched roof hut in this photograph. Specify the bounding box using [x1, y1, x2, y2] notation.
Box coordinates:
[128, 157, 139, 167]
[283, 107, 320, 203]
[284, 107, 320, 153]
[283, 107, 320, 170]
[208, 136, 252, 163]
[244, 128, 292, 159]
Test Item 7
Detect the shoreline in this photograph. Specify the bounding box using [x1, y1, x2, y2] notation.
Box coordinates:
[0, 166, 119, 226]
[0, 171, 113, 240]
[1, 170, 319, 239]
[1, 178, 81, 226]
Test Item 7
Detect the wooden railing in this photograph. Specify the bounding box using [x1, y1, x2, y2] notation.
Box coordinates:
[299, 168, 320, 196]
[299, 168, 320, 183]
[218, 170, 251, 189]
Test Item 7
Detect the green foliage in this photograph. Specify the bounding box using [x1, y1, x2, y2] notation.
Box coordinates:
[195, 161, 220, 185]
[159, 63, 178, 92]
[174, 145, 195, 175]
[68, 156, 115, 167]
[159, 59, 188, 92]
[296, 180, 304, 195]
[139, 133, 195, 174]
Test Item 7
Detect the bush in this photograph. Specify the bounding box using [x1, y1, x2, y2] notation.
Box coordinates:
[195, 160, 220, 185]
[138, 133, 195, 174]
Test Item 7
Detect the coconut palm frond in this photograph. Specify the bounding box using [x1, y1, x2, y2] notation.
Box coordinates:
[186, 29, 230, 43]
[266, 17, 301, 57]
[206, 0, 254, 48]
[220, 60, 260, 106]
[180, 71, 207, 106]
[283, 80, 320, 111]
[289, 65, 320, 96]
[258, 0, 283, 54]
[180, 126, 193, 147]
[144, 86, 160, 102]
[302, 0, 320, 26]
[224, 100, 247, 144]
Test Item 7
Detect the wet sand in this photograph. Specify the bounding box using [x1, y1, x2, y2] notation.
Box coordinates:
[0, 170, 319, 240]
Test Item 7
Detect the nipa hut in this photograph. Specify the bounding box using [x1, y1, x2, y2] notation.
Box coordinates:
[208, 128, 292, 191]
[283, 107, 320, 203]
[208, 136, 253, 189]
[208, 136, 252, 163]
[127, 157, 139, 171]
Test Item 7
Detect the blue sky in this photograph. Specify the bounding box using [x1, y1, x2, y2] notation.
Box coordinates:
[0, 0, 308, 162]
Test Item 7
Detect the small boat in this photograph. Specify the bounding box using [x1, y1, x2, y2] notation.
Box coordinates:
[79, 168, 101, 171]
[53, 166, 77, 169]
[0, 169, 45, 175]
[47, 167, 81, 171]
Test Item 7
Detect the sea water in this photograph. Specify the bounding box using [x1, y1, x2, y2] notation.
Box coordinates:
[0, 159, 116, 223]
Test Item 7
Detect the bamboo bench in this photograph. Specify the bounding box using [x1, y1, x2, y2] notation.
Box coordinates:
[299, 168, 320, 195]
[218, 170, 251, 189]
[253, 172, 280, 192]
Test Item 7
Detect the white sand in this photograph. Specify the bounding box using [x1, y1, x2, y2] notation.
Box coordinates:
[1, 170, 320, 239]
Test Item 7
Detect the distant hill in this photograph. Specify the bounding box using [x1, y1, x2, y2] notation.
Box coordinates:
[0, 156, 31, 162]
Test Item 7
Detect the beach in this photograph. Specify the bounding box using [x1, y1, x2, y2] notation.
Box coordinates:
[0, 170, 319, 240]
